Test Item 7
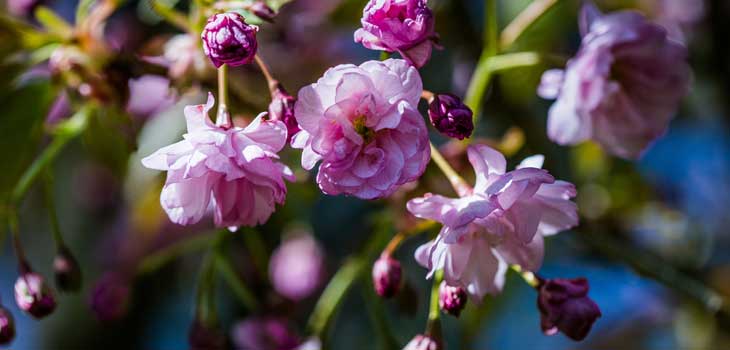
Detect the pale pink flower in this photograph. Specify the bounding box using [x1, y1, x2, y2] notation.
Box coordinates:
[292, 59, 430, 199]
[538, 2, 691, 159]
[142, 93, 293, 229]
[354, 0, 438, 68]
[269, 232, 326, 301]
[409, 145, 578, 300]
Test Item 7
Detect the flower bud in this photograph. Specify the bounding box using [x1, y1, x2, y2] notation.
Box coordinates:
[403, 334, 439, 350]
[427, 93, 474, 140]
[268, 83, 300, 143]
[89, 272, 131, 322]
[54, 246, 83, 292]
[201, 12, 258, 68]
[537, 277, 601, 341]
[14, 270, 57, 319]
[438, 281, 467, 317]
[372, 255, 402, 298]
[249, 1, 277, 22]
[0, 304, 15, 345]
[189, 318, 226, 350]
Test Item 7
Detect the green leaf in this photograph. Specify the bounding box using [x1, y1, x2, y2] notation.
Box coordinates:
[0, 81, 56, 201]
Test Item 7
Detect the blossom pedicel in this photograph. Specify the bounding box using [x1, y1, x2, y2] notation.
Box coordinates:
[201, 12, 258, 68]
[410, 145, 578, 300]
[142, 93, 293, 229]
[538, 2, 691, 159]
[292, 59, 430, 199]
[355, 0, 439, 68]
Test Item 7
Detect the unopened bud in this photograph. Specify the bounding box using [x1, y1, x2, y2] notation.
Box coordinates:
[0, 304, 15, 345]
[15, 268, 57, 319]
[403, 334, 439, 350]
[54, 246, 83, 292]
[438, 281, 467, 317]
[537, 277, 601, 341]
[201, 12, 258, 68]
[268, 83, 300, 143]
[372, 255, 402, 298]
[249, 1, 277, 22]
[427, 93, 474, 140]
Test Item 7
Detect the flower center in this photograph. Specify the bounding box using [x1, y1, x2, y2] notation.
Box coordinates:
[353, 115, 375, 144]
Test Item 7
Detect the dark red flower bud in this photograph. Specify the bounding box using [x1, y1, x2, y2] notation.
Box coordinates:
[537, 277, 601, 341]
[249, 1, 277, 22]
[14, 269, 57, 319]
[189, 318, 226, 350]
[0, 304, 15, 345]
[427, 93, 474, 140]
[372, 255, 402, 298]
[89, 272, 131, 322]
[438, 282, 467, 317]
[268, 83, 300, 143]
[54, 246, 83, 292]
[403, 334, 440, 350]
[201, 13, 258, 68]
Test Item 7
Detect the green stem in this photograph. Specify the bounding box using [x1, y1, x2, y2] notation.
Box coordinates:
[425, 270, 443, 336]
[7, 210, 27, 266]
[11, 105, 91, 204]
[137, 232, 218, 275]
[510, 264, 539, 288]
[429, 142, 470, 196]
[216, 65, 231, 128]
[362, 281, 399, 350]
[485, 0, 498, 57]
[150, 0, 189, 31]
[379, 51, 391, 61]
[499, 0, 559, 50]
[195, 250, 218, 324]
[42, 171, 65, 247]
[215, 251, 259, 311]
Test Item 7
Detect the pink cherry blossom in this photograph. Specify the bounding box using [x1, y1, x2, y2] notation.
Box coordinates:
[354, 0, 438, 68]
[408, 145, 578, 300]
[141, 93, 294, 229]
[292, 59, 430, 199]
[538, 2, 691, 159]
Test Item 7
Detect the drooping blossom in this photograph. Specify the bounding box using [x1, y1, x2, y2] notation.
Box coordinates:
[201, 12, 258, 68]
[354, 0, 438, 68]
[537, 277, 602, 341]
[15, 269, 57, 319]
[231, 317, 300, 350]
[372, 255, 402, 298]
[292, 59, 430, 199]
[427, 93, 473, 140]
[141, 93, 294, 229]
[409, 145, 578, 300]
[269, 232, 326, 301]
[538, 2, 691, 159]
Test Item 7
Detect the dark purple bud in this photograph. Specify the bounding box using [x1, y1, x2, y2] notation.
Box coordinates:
[427, 93, 474, 140]
[372, 255, 402, 298]
[438, 282, 467, 317]
[268, 83, 300, 143]
[537, 277, 601, 341]
[201, 12, 258, 68]
[403, 334, 440, 350]
[14, 269, 57, 319]
[249, 1, 277, 22]
[0, 304, 15, 345]
[189, 318, 226, 350]
[54, 246, 83, 292]
[89, 272, 131, 322]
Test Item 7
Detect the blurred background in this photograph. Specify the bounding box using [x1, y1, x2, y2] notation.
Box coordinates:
[2, 0, 730, 349]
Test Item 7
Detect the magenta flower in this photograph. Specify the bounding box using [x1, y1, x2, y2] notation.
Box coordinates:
[438, 281, 467, 317]
[269, 232, 326, 301]
[292, 59, 430, 199]
[15, 271, 57, 319]
[409, 145, 578, 300]
[231, 317, 300, 350]
[268, 83, 300, 143]
[354, 0, 438, 68]
[403, 334, 440, 350]
[201, 13, 258, 68]
[142, 93, 294, 229]
[537, 277, 602, 341]
[538, 2, 691, 159]
[372, 255, 402, 298]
